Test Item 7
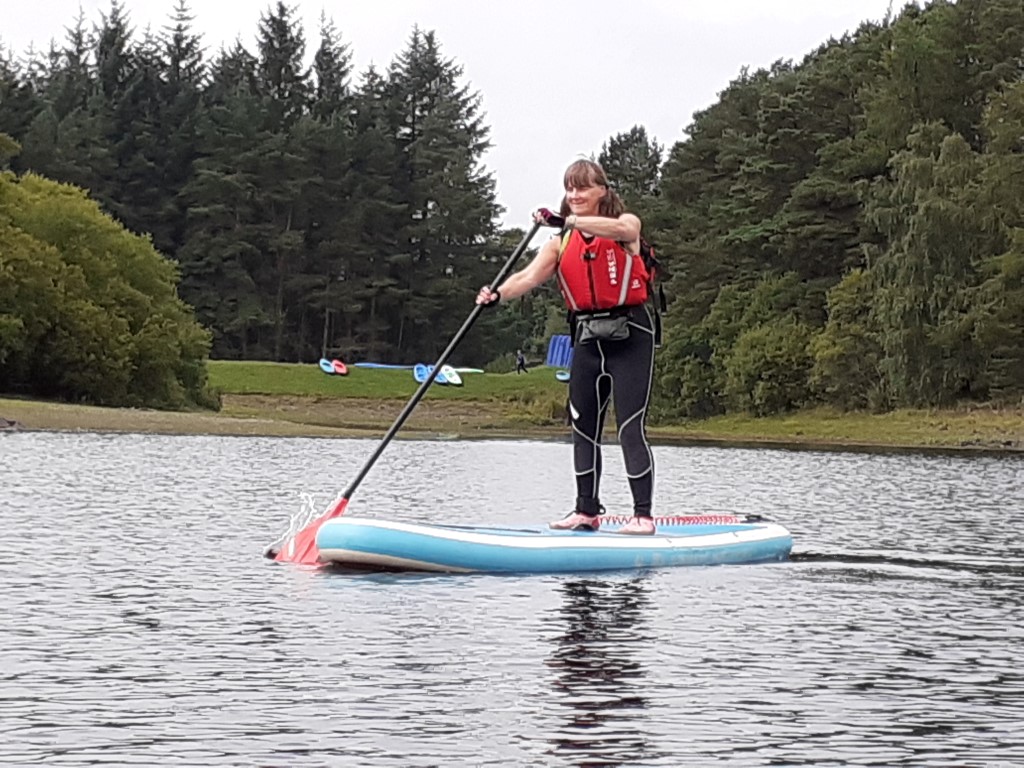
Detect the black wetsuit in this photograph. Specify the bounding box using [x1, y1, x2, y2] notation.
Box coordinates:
[568, 304, 655, 518]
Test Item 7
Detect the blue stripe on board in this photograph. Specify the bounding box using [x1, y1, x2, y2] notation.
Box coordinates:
[316, 518, 792, 573]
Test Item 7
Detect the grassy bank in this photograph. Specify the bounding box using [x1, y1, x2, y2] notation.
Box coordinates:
[1, 360, 1022, 453]
[210, 360, 566, 401]
[654, 406, 1024, 452]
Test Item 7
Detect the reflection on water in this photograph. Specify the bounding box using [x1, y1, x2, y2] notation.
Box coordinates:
[545, 579, 657, 766]
[1, 432, 1023, 766]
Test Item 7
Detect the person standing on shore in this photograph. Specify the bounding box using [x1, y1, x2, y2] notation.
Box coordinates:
[515, 349, 528, 374]
[476, 160, 657, 535]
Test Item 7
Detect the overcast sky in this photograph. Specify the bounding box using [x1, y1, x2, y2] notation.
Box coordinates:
[4, 0, 905, 227]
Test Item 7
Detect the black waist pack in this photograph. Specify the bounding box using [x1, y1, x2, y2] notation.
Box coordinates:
[575, 311, 631, 344]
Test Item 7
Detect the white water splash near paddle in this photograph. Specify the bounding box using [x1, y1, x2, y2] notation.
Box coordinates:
[266, 492, 332, 558]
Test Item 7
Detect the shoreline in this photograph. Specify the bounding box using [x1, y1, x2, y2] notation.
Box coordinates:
[2, 394, 1022, 456]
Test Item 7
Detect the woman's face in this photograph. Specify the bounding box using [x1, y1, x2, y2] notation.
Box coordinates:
[565, 182, 605, 215]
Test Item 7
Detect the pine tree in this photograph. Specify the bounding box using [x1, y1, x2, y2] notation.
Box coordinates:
[292, 15, 357, 360]
[310, 13, 352, 120]
[178, 43, 267, 358]
[255, 1, 311, 131]
[158, 0, 206, 256]
[383, 27, 500, 359]
[0, 51, 45, 164]
[251, 2, 314, 359]
[598, 126, 663, 204]
[18, 14, 104, 187]
[340, 66, 406, 360]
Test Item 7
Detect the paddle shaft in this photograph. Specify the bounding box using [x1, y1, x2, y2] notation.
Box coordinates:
[337, 222, 542, 504]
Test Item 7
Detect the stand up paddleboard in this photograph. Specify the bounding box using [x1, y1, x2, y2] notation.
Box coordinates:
[316, 515, 792, 573]
[439, 365, 463, 386]
[413, 364, 448, 384]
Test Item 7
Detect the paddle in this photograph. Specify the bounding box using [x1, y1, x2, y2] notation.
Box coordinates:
[267, 221, 542, 564]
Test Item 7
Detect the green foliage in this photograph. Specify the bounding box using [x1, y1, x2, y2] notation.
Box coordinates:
[3, 0, 1024, 416]
[970, 83, 1024, 403]
[973, 239, 1024, 404]
[0, 171, 214, 408]
[809, 269, 885, 410]
[0, 54, 44, 162]
[654, 273, 821, 419]
[867, 126, 996, 405]
[653, 0, 1024, 416]
[599, 126, 663, 206]
[651, 336, 721, 421]
[0, 133, 19, 168]
[724, 316, 815, 416]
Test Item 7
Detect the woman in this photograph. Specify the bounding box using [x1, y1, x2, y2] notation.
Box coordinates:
[476, 160, 657, 535]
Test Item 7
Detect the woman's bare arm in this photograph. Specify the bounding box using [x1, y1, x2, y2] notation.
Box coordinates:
[570, 212, 641, 251]
[476, 236, 560, 305]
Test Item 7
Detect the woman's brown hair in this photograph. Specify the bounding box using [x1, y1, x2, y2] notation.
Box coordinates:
[559, 159, 625, 218]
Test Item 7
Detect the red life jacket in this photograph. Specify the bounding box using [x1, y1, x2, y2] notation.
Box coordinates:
[556, 230, 650, 312]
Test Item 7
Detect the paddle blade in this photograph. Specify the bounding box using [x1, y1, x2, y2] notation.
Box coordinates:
[270, 497, 349, 565]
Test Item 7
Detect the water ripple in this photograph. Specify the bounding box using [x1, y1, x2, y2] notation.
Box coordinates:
[0, 432, 1022, 766]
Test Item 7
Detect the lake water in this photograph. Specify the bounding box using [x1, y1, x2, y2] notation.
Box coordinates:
[1, 431, 1023, 767]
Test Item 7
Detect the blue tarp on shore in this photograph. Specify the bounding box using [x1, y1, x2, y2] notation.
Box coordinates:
[545, 335, 573, 368]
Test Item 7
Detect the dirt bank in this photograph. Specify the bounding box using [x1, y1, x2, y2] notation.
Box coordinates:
[3, 395, 1022, 453]
[0, 394, 568, 440]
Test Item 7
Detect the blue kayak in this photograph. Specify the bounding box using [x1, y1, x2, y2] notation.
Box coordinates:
[315, 515, 792, 573]
[413, 364, 447, 384]
[318, 358, 335, 374]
